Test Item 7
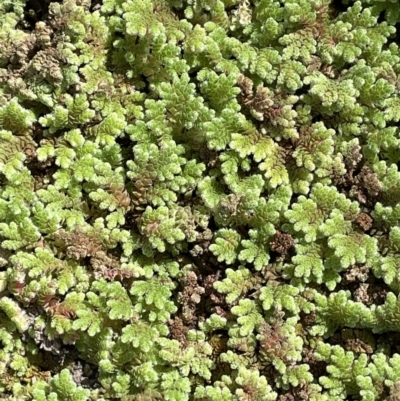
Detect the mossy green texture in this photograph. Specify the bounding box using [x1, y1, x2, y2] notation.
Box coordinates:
[1, 0, 400, 399]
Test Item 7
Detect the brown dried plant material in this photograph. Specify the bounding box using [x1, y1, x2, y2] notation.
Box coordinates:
[90, 251, 134, 281]
[34, 21, 53, 47]
[237, 74, 253, 101]
[214, 305, 234, 321]
[21, 365, 52, 387]
[354, 283, 388, 306]
[2, 13, 67, 90]
[211, 358, 231, 382]
[209, 334, 231, 381]
[387, 381, 400, 401]
[237, 74, 274, 121]
[198, 270, 227, 317]
[346, 165, 383, 204]
[333, 157, 383, 207]
[344, 142, 363, 169]
[177, 271, 205, 326]
[203, 270, 222, 295]
[53, 228, 103, 259]
[209, 333, 229, 358]
[270, 231, 295, 255]
[306, 55, 323, 74]
[279, 387, 311, 401]
[344, 265, 369, 283]
[198, 146, 219, 168]
[356, 165, 383, 198]
[251, 86, 275, 119]
[278, 392, 296, 401]
[355, 213, 373, 231]
[131, 170, 157, 209]
[168, 317, 189, 346]
[104, 183, 132, 210]
[1, 30, 36, 72]
[341, 328, 376, 354]
[301, 310, 317, 330]
[0, 135, 36, 166]
[30, 49, 64, 85]
[258, 319, 290, 363]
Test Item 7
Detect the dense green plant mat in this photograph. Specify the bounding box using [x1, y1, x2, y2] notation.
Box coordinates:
[2, 0, 400, 399]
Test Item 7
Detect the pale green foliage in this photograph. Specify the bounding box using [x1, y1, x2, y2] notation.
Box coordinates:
[194, 384, 235, 401]
[259, 282, 300, 314]
[0, 98, 36, 135]
[138, 205, 198, 256]
[197, 176, 226, 209]
[126, 136, 205, 209]
[39, 94, 95, 134]
[373, 292, 400, 333]
[304, 71, 359, 110]
[214, 267, 259, 304]
[121, 321, 160, 352]
[159, 332, 214, 380]
[284, 183, 359, 242]
[158, 72, 209, 129]
[292, 122, 338, 177]
[327, 232, 378, 268]
[2, 0, 400, 399]
[311, 289, 400, 336]
[161, 370, 191, 401]
[238, 227, 272, 270]
[374, 253, 400, 292]
[0, 297, 28, 333]
[130, 274, 177, 322]
[287, 240, 342, 290]
[0, 217, 41, 250]
[49, 369, 90, 401]
[204, 108, 244, 151]
[231, 299, 263, 337]
[72, 280, 133, 336]
[210, 228, 241, 264]
[312, 291, 372, 336]
[315, 343, 369, 399]
[235, 367, 277, 400]
[28, 369, 91, 401]
[198, 70, 241, 112]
